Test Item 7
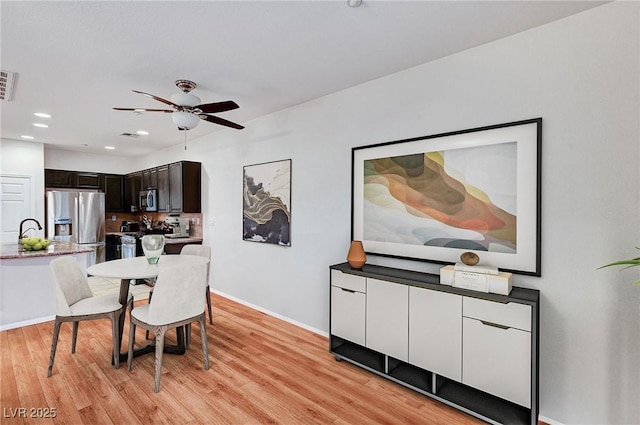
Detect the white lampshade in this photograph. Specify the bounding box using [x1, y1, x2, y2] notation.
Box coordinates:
[172, 111, 200, 130]
[171, 92, 200, 107]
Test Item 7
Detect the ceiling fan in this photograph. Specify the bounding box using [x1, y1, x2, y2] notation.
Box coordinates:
[113, 79, 244, 130]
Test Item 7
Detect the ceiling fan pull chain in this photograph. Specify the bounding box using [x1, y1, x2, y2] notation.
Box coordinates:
[184, 129, 187, 150]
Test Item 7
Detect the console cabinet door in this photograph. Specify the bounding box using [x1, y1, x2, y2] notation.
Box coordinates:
[409, 287, 462, 382]
[366, 278, 408, 361]
[463, 298, 532, 408]
[331, 286, 366, 346]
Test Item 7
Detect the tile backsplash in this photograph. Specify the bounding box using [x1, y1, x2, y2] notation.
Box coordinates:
[105, 212, 203, 238]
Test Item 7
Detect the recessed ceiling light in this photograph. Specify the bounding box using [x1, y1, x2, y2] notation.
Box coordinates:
[34, 112, 51, 118]
[105, 146, 116, 150]
[33, 123, 49, 128]
[136, 130, 149, 135]
[21, 135, 35, 140]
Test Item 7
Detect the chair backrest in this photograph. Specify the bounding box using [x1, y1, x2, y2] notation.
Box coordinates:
[180, 244, 211, 283]
[50, 256, 94, 316]
[147, 262, 208, 324]
[180, 244, 210, 258]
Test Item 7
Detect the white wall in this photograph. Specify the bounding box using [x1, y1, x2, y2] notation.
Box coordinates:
[0, 138, 46, 238]
[44, 149, 136, 174]
[41, 3, 639, 423]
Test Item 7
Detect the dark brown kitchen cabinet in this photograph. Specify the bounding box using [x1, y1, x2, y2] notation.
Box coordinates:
[157, 165, 169, 212]
[45, 169, 101, 189]
[142, 168, 157, 190]
[169, 161, 201, 213]
[169, 162, 183, 212]
[75, 172, 101, 189]
[45, 169, 75, 188]
[124, 172, 143, 212]
[103, 174, 124, 212]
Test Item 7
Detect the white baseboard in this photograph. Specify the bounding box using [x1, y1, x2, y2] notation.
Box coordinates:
[210, 289, 328, 338]
[0, 315, 55, 332]
[539, 415, 564, 425]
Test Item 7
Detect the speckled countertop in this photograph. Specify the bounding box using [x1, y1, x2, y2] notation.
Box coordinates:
[163, 237, 203, 245]
[0, 242, 94, 260]
[106, 232, 202, 245]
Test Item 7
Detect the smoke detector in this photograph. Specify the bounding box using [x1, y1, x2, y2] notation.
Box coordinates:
[0, 70, 16, 101]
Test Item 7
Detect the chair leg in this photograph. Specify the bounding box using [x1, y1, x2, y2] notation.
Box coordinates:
[199, 315, 210, 370]
[145, 290, 154, 340]
[154, 326, 166, 393]
[206, 285, 213, 324]
[127, 321, 137, 371]
[110, 312, 120, 369]
[127, 297, 135, 346]
[71, 321, 79, 353]
[185, 324, 191, 347]
[47, 319, 62, 377]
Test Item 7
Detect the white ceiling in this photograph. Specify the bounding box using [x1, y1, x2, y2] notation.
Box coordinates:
[1, 1, 606, 158]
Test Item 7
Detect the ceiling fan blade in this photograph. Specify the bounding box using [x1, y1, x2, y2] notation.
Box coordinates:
[196, 100, 239, 114]
[132, 90, 179, 108]
[199, 114, 244, 130]
[113, 107, 174, 113]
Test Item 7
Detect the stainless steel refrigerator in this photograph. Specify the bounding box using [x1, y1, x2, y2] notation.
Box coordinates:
[46, 190, 106, 266]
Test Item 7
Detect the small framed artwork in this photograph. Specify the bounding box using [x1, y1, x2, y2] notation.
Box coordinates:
[352, 118, 541, 276]
[243, 159, 292, 246]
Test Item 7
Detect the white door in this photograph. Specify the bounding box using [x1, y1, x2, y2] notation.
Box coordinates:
[0, 176, 33, 244]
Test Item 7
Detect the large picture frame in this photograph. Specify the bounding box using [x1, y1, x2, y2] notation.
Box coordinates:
[352, 118, 541, 276]
[243, 159, 292, 246]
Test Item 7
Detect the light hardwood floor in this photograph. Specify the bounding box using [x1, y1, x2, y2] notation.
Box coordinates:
[1, 293, 486, 425]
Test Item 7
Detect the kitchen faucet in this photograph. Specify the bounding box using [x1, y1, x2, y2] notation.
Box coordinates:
[19, 218, 43, 241]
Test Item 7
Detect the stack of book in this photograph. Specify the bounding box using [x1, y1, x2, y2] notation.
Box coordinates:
[440, 263, 512, 295]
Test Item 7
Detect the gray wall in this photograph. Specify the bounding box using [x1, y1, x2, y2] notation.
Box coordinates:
[44, 3, 639, 423]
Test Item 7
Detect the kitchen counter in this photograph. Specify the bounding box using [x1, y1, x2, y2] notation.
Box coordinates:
[164, 236, 203, 245]
[1, 243, 90, 330]
[105, 232, 202, 245]
[0, 242, 94, 260]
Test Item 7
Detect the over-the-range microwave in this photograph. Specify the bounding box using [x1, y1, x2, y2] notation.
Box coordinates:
[140, 189, 157, 212]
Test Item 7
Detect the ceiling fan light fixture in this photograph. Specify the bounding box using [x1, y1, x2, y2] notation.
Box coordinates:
[172, 111, 199, 130]
[171, 92, 201, 107]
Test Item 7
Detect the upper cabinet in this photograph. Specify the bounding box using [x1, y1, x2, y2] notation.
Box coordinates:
[124, 172, 142, 212]
[45, 161, 201, 214]
[169, 161, 201, 213]
[103, 174, 124, 212]
[157, 165, 169, 213]
[142, 168, 157, 190]
[44, 169, 100, 189]
[75, 172, 101, 189]
[125, 161, 201, 213]
[45, 169, 76, 188]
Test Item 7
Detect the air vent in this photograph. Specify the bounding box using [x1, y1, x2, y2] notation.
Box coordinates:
[120, 132, 140, 138]
[0, 70, 17, 101]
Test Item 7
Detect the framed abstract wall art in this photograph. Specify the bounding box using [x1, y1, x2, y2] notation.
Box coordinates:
[243, 159, 292, 246]
[352, 118, 541, 276]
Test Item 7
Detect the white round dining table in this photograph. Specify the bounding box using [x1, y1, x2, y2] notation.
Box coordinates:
[87, 254, 209, 282]
[87, 254, 210, 361]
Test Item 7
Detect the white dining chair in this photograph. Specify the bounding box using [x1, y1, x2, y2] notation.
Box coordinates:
[144, 244, 212, 341]
[180, 244, 213, 324]
[48, 256, 133, 377]
[126, 261, 210, 392]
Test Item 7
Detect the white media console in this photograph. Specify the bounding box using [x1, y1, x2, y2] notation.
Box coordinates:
[329, 262, 539, 425]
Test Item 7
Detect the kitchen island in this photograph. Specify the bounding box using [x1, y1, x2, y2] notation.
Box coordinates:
[0, 242, 93, 330]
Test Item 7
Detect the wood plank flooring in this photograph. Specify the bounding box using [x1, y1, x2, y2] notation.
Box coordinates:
[1, 293, 486, 425]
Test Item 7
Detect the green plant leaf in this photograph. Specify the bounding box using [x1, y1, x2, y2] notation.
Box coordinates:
[598, 247, 640, 285]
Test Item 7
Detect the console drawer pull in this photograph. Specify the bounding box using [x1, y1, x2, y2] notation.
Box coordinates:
[481, 320, 510, 330]
[341, 288, 356, 293]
